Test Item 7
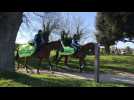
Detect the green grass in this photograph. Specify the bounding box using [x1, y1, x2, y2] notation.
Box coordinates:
[55, 55, 134, 74]
[0, 71, 128, 87]
[86, 55, 134, 74]
[17, 54, 134, 74]
[13, 54, 134, 87]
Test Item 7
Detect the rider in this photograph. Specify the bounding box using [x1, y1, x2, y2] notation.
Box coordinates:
[34, 29, 43, 52]
[71, 34, 80, 53]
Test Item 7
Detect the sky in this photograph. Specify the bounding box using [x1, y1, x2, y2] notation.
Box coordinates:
[16, 12, 96, 43]
[16, 12, 134, 48]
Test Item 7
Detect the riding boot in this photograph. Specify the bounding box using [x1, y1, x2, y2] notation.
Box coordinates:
[34, 48, 38, 55]
[60, 47, 64, 52]
[34, 46, 40, 55]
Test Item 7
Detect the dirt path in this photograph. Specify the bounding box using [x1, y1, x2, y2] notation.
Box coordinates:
[30, 69, 134, 86]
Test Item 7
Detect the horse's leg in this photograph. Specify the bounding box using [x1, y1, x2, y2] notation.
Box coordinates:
[25, 64, 29, 73]
[23, 57, 29, 73]
[25, 59, 30, 73]
[16, 61, 20, 70]
[25, 58, 33, 73]
[79, 57, 85, 73]
[16, 58, 21, 70]
[37, 58, 42, 74]
[48, 57, 52, 71]
[54, 50, 59, 61]
[64, 55, 68, 66]
[55, 55, 63, 65]
[25, 63, 33, 74]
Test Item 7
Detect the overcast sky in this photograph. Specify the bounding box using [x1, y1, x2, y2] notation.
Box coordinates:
[16, 12, 134, 48]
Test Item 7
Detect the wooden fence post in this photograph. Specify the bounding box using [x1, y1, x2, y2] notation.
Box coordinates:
[94, 43, 100, 83]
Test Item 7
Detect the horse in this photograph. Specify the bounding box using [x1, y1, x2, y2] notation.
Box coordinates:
[15, 40, 63, 74]
[55, 42, 95, 72]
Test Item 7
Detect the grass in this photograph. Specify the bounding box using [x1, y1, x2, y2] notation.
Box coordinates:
[0, 71, 129, 87]
[17, 54, 134, 74]
[54, 55, 134, 74]
[12, 54, 134, 87]
[86, 55, 134, 74]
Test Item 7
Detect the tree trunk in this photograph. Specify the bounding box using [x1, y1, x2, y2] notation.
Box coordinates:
[104, 44, 110, 54]
[0, 12, 23, 72]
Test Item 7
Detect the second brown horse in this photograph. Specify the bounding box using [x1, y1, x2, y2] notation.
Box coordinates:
[55, 43, 95, 72]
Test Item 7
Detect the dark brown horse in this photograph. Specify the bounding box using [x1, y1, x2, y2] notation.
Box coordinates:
[55, 43, 95, 72]
[15, 40, 63, 74]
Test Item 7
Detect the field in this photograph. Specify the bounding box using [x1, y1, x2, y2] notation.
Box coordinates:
[0, 55, 134, 87]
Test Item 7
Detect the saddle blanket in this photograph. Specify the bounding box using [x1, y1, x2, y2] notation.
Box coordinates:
[59, 46, 75, 55]
[17, 44, 36, 57]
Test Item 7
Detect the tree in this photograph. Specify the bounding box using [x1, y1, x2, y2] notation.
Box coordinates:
[0, 12, 62, 72]
[73, 15, 87, 39]
[61, 14, 88, 46]
[0, 12, 23, 72]
[104, 12, 134, 40]
[96, 13, 116, 54]
[96, 12, 134, 54]
[34, 12, 63, 43]
[98, 12, 134, 41]
[96, 12, 128, 54]
[61, 13, 72, 34]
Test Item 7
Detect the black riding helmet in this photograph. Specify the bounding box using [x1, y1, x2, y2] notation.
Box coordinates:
[38, 30, 42, 34]
[73, 34, 78, 40]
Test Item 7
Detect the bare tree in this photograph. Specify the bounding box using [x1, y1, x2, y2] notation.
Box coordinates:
[61, 13, 72, 34]
[33, 12, 64, 43]
[34, 12, 63, 32]
[61, 13, 87, 37]
[72, 15, 88, 39]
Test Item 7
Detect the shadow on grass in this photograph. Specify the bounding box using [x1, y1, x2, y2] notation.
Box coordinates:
[0, 71, 95, 87]
[0, 71, 130, 87]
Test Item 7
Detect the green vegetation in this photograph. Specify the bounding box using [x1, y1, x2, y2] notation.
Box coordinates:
[0, 71, 128, 87]
[17, 53, 134, 74]
[96, 13, 134, 54]
[86, 55, 134, 74]
[6, 55, 133, 87]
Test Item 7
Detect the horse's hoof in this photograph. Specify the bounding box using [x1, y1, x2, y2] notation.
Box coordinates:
[37, 71, 40, 74]
[26, 70, 29, 73]
[51, 71, 55, 74]
[30, 71, 34, 74]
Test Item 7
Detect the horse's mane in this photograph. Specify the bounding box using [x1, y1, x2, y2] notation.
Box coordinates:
[79, 42, 95, 54]
[48, 40, 60, 44]
[80, 42, 95, 48]
[40, 40, 61, 50]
